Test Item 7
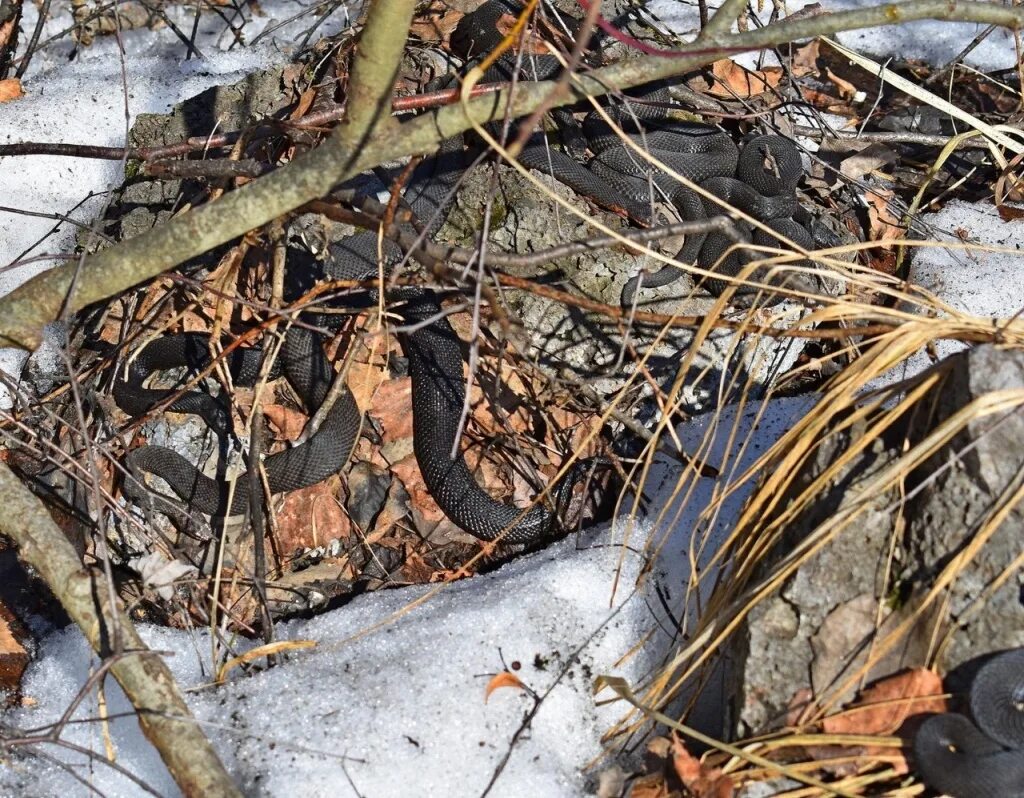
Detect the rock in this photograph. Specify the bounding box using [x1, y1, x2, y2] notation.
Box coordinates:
[726, 344, 1024, 737]
[443, 161, 817, 416]
[903, 345, 1024, 668]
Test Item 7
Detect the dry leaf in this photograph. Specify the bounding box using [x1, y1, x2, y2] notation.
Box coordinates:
[409, 0, 463, 44]
[369, 376, 415, 443]
[671, 734, 734, 798]
[484, 671, 526, 702]
[272, 476, 350, 553]
[0, 78, 24, 103]
[263, 403, 309, 440]
[699, 59, 783, 99]
[626, 774, 670, 798]
[864, 187, 904, 249]
[791, 40, 821, 76]
[807, 668, 947, 775]
[839, 143, 897, 181]
[823, 668, 947, 737]
[826, 67, 861, 101]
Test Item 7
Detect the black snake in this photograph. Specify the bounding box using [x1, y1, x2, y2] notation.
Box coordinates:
[914, 647, 1024, 797]
[114, 1, 826, 543]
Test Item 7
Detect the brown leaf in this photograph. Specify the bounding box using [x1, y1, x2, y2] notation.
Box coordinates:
[671, 734, 734, 798]
[864, 187, 904, 249]
[626, 775, 671, 798]
[409, 0, 463, 45]
[838, 143, 898, 181]
[0, 78, 24, 104]
[0, 601, 29, 700]
[263, 403, 309, 440]
[370, 376, 414, 444]
[812, 668, 947, 775]
[823, 668, 947, 737]
[700, 59, 783, 99]
[826, 67, 861, 102]
[791, 40, 821, 76]
[798, 87, 852, 115]
[484, 671, 526, 702]
[271, 476, 350, 554]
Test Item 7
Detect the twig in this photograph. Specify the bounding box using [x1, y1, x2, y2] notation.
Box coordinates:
[3, 0, 1023, 351]
[791, 125, 998, 149]
[0, 463, 243, 797]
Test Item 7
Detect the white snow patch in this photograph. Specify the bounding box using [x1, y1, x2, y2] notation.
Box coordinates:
[875, 200, 1024, 386]
[0, 7, 295, 406]
[0, 394, 813, 796]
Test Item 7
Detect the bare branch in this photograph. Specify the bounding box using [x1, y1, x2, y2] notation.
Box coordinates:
[0, 0, 1020, 350]
[0, 462, 242, 798]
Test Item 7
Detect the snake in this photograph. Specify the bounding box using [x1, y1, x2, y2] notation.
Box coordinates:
[914, 647, 1024, 797]
[114, 0, 826, 543]
[453, 0, 827, 306]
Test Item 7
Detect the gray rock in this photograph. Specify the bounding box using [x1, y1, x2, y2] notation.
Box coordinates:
[726, 344, 1024, 737]
[903, 345, 1024, 668]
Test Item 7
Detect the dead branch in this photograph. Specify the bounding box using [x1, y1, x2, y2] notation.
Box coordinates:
[0, 462, 242, 798]
[0, 0, 1021, 350]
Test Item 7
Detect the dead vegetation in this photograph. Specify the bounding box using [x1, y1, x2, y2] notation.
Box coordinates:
[0, 0, 1023, 794]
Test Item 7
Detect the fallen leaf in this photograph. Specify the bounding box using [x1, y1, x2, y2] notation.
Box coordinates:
[0, 78, 24, 103]
[671, 733, 734, 798]
[369, 376, 415, 443]
[822, 668, 947, 737]
[864, 187, 904, 249]
[409, 0, 463, 44]
[826, 67, 862, 102]
[839, 143, 898, 181]
[484, 671, 526, 702]
[263, 403, 309, 440]
[623, 774, 670, 798]
[272, 476, 350, 553]
[698, 59, 783, 99]
[791, 40, 821, 76]
[805, 668, 947, 775]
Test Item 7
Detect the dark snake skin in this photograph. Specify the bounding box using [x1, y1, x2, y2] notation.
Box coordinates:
[914, 648, 1024, 797]
[116, 0, 826, 541]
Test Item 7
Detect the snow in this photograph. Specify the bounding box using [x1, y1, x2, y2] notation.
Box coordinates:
[647, 0, 1016, 71]
[1, 395, 814, 796]
[1, 1, 1023, 795]
[873, 200, 1024, 386]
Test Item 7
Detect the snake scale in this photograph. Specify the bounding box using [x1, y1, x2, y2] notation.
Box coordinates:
[114, 0, 825, 543]
[914, 647, 1024, 796]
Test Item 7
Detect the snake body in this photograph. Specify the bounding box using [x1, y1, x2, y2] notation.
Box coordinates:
[914, 647, 1024, 797]
[115, 0, 825, 542]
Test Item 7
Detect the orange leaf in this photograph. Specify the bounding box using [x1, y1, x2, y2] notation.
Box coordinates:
[262, 403, 309, 440]
[826, 67, 861, 101]
[704, 59, 783, 99]
[0, 78, 23, 103]
[815, 668, 947, 775]
[864, 187, 903, 249]
[823, 668, 947, 737]
[485, 671, 526, 703]
[671, 734, 734, 798]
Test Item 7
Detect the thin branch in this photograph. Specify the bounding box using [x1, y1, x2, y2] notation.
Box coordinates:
[0, 462, 242, 797]
[343, 0, 417, 141]
[1, 0, 1021, 350]
[699, 0, 750, 40]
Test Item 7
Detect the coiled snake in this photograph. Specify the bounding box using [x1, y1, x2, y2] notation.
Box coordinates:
[114, 1, 827, 543]
[914, 648, 1024, 797]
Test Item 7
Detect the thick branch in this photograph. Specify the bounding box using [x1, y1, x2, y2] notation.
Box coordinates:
[0, 463, 242, 798]
[0, 0, 1021, 350]
[699, 0, 749, 40]
[343, 0, 417, 141]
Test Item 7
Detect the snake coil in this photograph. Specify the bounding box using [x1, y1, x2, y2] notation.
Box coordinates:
[113, 0, 832, 544]
[914, 647, 1024, 797]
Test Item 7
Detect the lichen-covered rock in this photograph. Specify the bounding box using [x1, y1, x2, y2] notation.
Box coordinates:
[726, 344, 1024, 737]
